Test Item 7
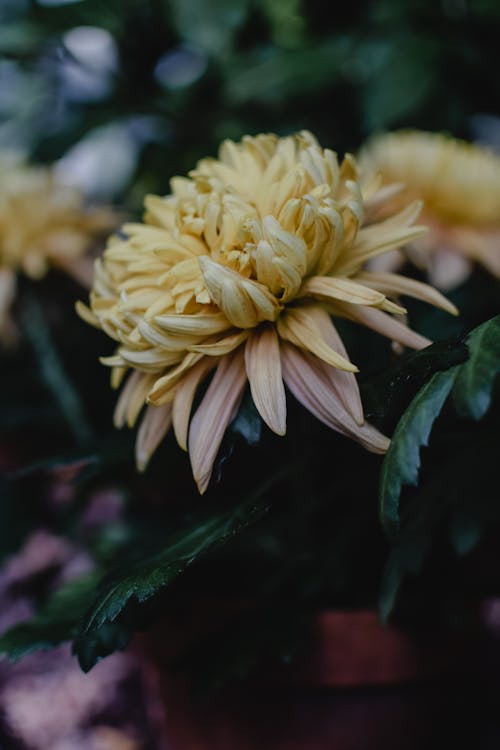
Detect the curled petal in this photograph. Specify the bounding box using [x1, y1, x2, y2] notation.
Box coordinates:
[189, 329, 249, 355]
[138, 320, 201, 351]
[299, 275, 386, 306]
[263, 215, 307, 277]
[245, 326, 287, 435]
[254, 239, 284, 294]
[136, 403, 173, 471]
[148, 352, 203, 405]
[188, 351, 247, 493]
[277, 306, 358, 372]
[75, 300, 100, 328]
[199, 256, 281, 328]
[118, 347, 183, 371]
[154, 311, 231, 336]
[272, 257, 303, 301]
[99, 354, 125, 367]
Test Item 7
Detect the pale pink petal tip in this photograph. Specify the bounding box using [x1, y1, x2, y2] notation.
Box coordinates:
[281, 342, 390, 455]
[135, 404, 173, 472]
[188, 352, 247, 494]
[245, 327, 287, 436]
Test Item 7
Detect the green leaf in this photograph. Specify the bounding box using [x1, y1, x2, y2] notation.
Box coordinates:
[0, 574, 99, 661]
[453, 316, 500, 419]
[74, 497, 270, 671]
[379, 367, 459, 537]
[380, 430, 498, 620]
[361, 336, 468, 423]
[379, 316, 500, 538]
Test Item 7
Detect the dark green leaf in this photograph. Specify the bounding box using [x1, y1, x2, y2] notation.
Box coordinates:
[0, 574, 99, 661]
[74, 497, 269, 671]
[452, 316, 500, 419]
[379, 316, 500, 538]
[361, 336, 468, 423]
[379, 367, 459, 536]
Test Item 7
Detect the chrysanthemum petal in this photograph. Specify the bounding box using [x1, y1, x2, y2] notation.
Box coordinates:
[245, 326, 287, 435]
[429, 247, 472, 289]
[147, 352, 203, 405]
[136, 403, 173, 471]
[118, 347, 182, 371]
[199, 256, 281, 327]
[337, 201, 426, 274]
[172, 358, 216, 451]
[334, 302, 431, 349]
[272, 257, 303, 301]
[154, 311, 231, 336]
[138, 319, 202, 351]
[356, 271, 458, 315]
[263, 215, 307, 276]
[77, 129, 460, 487]
[281, 343, 389, 453]
[114, 371, 155, 428]
[298, 275, 386, 306]
[75, 300, 100, 328]
[277, 306, 359, 372]
[449, 226, 500, 279]
[188, 351, 247, 493]
[100, 354, 126, 368]
[189, 329, 249, 355]
[307, 312, 364, 424]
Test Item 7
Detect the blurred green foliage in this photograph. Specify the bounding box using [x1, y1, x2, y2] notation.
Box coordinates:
[2, 0, 500, 210]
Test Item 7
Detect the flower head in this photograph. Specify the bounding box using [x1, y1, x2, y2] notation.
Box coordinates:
[360, 131, 500, 288]
[79, 131, 456, 493]
[0, 157, 115, 341]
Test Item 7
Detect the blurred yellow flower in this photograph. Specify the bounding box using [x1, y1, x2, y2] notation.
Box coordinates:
[360, 131, 500, 288]
[0, 158, 115, 341]
[78, 131, 456, 493]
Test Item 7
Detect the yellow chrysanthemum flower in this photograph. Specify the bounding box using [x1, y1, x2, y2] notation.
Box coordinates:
[360, 131, 500, 288]
[78, 131, 456, 493]
[0, 157, 115, 341]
